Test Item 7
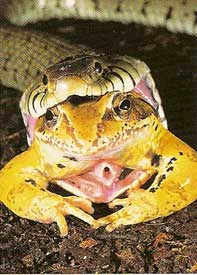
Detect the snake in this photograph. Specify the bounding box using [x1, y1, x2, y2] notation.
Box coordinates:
[1, 0, 197, 90]
[0, 0, 196, 236]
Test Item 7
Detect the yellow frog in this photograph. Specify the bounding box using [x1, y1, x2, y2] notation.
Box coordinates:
[0, 54, 196, 236]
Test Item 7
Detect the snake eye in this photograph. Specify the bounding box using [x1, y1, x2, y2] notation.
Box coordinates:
[94, 62, 103, 74]
[45, 109, 57, 127]
[119, 98, 131, 110]
[42, 74, 48, 85]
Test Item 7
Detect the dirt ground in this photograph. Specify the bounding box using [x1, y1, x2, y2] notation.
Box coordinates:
[0, 19, 197, 273]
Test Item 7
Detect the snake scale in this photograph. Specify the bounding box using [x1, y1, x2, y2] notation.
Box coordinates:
[0, 0, 197, 236]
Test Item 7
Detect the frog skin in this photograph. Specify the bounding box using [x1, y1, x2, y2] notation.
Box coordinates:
[0, 56, 196, 236]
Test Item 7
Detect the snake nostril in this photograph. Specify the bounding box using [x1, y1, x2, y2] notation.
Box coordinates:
[42, 74, 48, 85]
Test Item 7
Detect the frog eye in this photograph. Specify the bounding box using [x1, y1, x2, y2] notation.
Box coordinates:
[45, 109, 57, 127]
[42, 74, 48, 85]
[94, 61, 103, 74]
[112, 94, 132, 119]
[45, 110, 54, 120]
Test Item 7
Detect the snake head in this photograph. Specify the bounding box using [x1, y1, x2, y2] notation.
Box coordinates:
[20, 54, 167, 145]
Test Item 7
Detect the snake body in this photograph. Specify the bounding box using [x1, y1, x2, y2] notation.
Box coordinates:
[2, 0, 197, 34]
[1, 27, 92, 91]
[1, 0, 197, 91]
[1, 27, 165, 123]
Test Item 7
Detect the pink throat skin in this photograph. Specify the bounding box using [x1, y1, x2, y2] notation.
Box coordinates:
[57, 161, 147, 203]
[133, 79, 158, 110]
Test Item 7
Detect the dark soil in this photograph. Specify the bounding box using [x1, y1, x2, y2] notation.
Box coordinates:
[0, 19, 197, 273]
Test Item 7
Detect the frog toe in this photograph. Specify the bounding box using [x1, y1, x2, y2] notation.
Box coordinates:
[93, 211, 121, 230]
[63, 196, 94, 214]
[55, 211, 69, 237]
[58, 198, 95, 226]
[108, 198, 129, 208]
[45, 196, 95, 235]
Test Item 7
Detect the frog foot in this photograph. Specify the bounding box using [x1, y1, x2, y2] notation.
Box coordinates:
[93, 207, 128, 232]
[93, 190, 157, 232]
[30, 194, 95, 236]
[93, 198, 132, 232]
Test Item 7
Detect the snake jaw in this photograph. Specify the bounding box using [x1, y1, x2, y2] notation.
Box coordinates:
[22, 75, 166, 147]
[20, 55, 166, 129]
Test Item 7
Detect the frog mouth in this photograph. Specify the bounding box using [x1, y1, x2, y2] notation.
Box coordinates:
[56, 161, 151, 203]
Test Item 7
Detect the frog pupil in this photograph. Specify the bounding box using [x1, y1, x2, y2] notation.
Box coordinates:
[119, 99, 131, 110]
[45, 110, 54, 121]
